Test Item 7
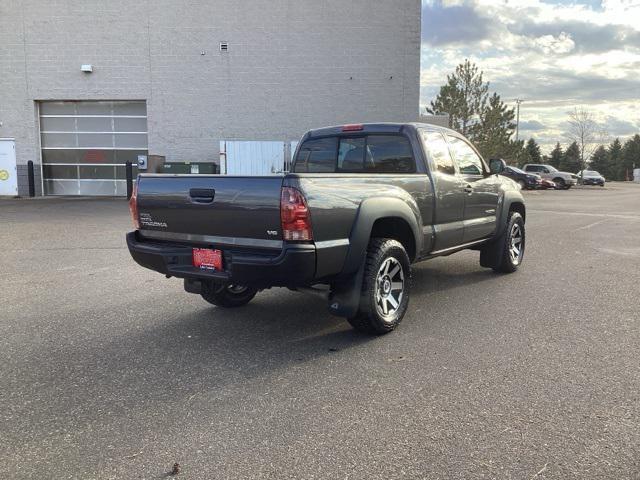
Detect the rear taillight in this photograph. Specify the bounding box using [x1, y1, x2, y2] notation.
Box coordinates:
[342, 124, 364, 132]
[129, 181, 140, 229]
[280, 187, 312, 241]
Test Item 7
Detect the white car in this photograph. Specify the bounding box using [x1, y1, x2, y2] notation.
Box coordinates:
[522, 164, 577, 189]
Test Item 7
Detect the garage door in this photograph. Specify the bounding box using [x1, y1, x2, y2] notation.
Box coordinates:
[39, 101, 147, 195]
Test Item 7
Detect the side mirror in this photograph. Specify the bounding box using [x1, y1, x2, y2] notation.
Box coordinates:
[489, 158, 506, 174]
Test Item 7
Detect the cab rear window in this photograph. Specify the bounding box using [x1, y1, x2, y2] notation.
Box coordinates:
[293, 135, 415, 174]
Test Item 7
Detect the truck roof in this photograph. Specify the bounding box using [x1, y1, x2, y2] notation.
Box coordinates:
[305, 122, 460, 139]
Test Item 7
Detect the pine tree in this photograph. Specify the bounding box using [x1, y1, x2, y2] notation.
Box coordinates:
[506, 139, 529, 167]
[549, 143, 563, 168]
[621, 134, 640, 181]
[427, 59, 489, 137]
[560, 141, 581, 172]
[473, 92, 516, 160]
[589, 145, 610, 178]
[608, 138, 624, 181]
[525, 138, 542, 164]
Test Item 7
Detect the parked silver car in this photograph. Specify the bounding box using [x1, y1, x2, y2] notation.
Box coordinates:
[522, 164, 577, 189]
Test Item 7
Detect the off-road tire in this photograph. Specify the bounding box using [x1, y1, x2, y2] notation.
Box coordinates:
[481, 212, 525, 273]
[347, 238, 411, 335]
[201, 283, 258, 308]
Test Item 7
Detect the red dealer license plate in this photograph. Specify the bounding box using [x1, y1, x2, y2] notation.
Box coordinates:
[192, 248, 223, 270]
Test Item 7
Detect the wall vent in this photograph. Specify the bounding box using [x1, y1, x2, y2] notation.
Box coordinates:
[219, 41, 229, 52]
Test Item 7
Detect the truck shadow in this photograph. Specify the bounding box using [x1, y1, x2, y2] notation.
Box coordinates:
[410, 258, 497, 296]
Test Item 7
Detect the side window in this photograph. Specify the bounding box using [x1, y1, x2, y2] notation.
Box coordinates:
[293, 137, 337, 173]
[419, 130, 455, 175]
[365, 135, 415, 173]
[447, 136, 484, 175]
[526, 165, 540, 172]
[337, 137, 365, 172]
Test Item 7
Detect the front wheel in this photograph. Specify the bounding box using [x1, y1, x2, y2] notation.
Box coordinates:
[480, 212, 525, 273]
[201, 283, 258, 308]
[554, 177, 566, 189]
[347, 238, 411, 335]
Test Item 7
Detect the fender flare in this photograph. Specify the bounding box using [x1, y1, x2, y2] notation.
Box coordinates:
[495, 190, 526, 238]
[340, 197, 422, 277]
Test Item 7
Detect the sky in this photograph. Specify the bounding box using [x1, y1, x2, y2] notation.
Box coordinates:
[420, 0, 640, 152]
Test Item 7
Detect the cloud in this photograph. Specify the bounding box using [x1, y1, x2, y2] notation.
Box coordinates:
[519, 120, 546, 131]
[419, 0, 640, 152]
[534, 32, 575, 54]
[421, 2, 493, 46]
[509, 19, 640, 54]
[490, 69, 640, 105]
[601, 116, 640, 136]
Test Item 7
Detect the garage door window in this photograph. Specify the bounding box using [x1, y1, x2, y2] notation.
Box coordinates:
[39, 101, 147, 195]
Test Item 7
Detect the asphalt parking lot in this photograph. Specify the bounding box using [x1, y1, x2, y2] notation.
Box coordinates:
[1, 183, 639, 479]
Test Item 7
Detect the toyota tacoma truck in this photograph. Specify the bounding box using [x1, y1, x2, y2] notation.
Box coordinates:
[127, 123, 526, 334]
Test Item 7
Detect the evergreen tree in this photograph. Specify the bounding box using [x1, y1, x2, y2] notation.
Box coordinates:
[621, 134, 640, 181]
[427, 59, 489, 137]
[504, 140, 533, 167]
[589, 145, 610, 178]
[560, 141, 581, 172]
[473, 92, 516, 160]
[549, 143, 563, 168]
[608, 138, 624, 180]
[525, 138, 542, 164]
[509, 140, 529, 167]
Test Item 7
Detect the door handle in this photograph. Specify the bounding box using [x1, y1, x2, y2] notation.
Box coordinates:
[463, 184, 473, 194]
[189, 188, 215, 203]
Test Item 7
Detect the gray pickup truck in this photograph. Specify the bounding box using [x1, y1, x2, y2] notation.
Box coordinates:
[127, 123, 526, 334]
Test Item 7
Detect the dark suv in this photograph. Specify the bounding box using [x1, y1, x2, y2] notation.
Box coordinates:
[499, 164, 542, 189]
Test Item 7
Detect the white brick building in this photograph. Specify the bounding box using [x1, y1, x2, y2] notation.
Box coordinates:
[0, 0, 421, 196]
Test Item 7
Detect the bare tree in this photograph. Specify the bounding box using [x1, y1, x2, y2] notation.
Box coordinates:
[565, 107, 607, 178]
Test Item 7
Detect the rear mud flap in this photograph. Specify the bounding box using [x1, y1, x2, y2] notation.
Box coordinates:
[327, 261, 365, 318]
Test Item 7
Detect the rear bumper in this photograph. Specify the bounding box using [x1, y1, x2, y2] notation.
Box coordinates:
[126, 231, 316, 287]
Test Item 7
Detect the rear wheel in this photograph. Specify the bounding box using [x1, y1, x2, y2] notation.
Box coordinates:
[201, 283, 258, 308]
[517, 179, 526, 190]
[347, 238, 410, 335]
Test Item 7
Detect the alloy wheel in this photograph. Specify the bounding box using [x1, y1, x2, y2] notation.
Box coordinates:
[375, 257, 404, 321]
[509, 223, 524, 265]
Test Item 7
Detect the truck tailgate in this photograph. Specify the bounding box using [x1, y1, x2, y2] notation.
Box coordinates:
[135, 175, 284, 249]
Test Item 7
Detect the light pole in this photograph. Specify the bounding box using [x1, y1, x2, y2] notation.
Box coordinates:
[515, 99, 524, 141]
